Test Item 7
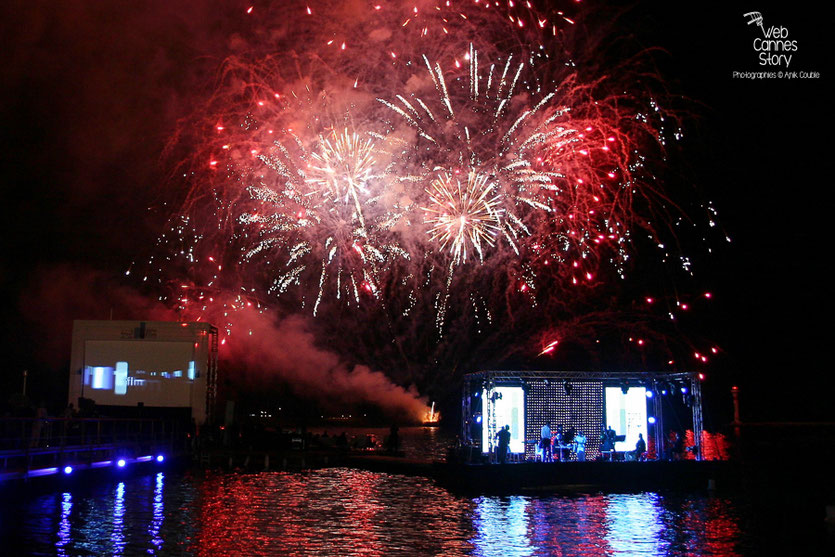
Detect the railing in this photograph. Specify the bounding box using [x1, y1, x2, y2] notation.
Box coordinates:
[0, 417, 189, 478]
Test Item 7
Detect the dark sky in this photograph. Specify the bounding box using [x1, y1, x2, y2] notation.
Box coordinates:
[1, 1, 830, 421]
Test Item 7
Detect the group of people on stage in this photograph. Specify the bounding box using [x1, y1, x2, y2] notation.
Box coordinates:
[539, 422, 588, 462]
[600, 425, 647, 461]
[493, 421, 648, 463]
[538, 422, 646, 462]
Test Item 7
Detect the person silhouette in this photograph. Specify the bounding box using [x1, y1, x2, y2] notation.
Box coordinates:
[540, 421, 552, 462]
[634, 433, 646, 461]
[496, 425, 511, 464]
[574, 430, 587, 461]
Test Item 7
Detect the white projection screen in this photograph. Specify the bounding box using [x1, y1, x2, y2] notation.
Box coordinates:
[82, 340, 196, 407]
[605, 387, 648, 452]
[482, 386, 526, 454]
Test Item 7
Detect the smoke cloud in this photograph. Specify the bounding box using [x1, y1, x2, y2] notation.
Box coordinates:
[223, 311, 429, 422]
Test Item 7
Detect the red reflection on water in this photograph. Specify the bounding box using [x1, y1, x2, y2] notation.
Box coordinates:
[702, 498, 743, 556]
[338, 469, 386, 554]
[672, 497, 742, 556]
[186, 468, 742, 555]
[190, 469, 476, 555]
[193, 476, 264, 556]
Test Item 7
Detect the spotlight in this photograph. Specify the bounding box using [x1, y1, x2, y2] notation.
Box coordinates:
[648, 416, 656, 425]
[117, 459, 126, 468]
[680, 386, 689, 394]
[63, 466, 73, 475]
[645, 390, 654, 399]
[156, 455, 165, 463]
[476, 415, 482, 424]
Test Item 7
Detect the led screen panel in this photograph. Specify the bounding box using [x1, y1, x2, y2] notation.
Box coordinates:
[604, 387, 648, 452]
[525, 380, 604, 461]
[83, 340, 196, 407]
[482, 386, 525, 454]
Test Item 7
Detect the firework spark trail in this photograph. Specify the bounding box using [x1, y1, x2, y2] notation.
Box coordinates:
[278, 0, 558, 80]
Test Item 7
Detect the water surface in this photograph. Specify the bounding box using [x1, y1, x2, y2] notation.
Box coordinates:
[2, 467, 752, 556]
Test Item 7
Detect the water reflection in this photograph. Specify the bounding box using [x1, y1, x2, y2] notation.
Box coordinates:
[55, 492, 72, 556]
[528, 495, 610, 554]
[606, 493, 666, 555]
[4, 469, 747, 555]
[111, 481, 126, 555]
[471, 496, 533, 557]
[148, 472, 165, 553]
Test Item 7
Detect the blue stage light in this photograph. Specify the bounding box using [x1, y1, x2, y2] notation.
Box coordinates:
[475, 415, 482, 424]
[63, 466, 73, 475]
[117, 459, 127, 468]
[645, 390, 654, 398]
[680, 386, 689, 394]
[156, 455, 164, 462]
[648, 416, 656, 424]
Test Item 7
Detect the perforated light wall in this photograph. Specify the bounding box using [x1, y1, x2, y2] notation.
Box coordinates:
[525, 381, 604, 461]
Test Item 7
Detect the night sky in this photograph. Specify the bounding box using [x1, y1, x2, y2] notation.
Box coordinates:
[1, 1, 830, 423]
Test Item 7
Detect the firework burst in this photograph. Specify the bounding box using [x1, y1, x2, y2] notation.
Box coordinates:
[141, 0, 717, 379]
[423, 170, 504, 264]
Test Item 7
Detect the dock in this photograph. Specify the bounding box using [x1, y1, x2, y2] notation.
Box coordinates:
[1, 416, 188, 484]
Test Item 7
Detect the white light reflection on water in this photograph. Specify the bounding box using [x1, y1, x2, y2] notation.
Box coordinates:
[148, 472, 165, 553]
[55, 492, 72, 556]
[605, 493, 667, 555]
[111, 481, 126, 555]
[471, 496, 533, 557]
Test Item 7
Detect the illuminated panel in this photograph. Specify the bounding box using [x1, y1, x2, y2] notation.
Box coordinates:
[482, 386, 525, 454]
[604, 387, 648, 452]
[525, 381, 604, 461]
[26, 467, 59, 478]
[114, 361, 128, 395]
[90, 366, 113, 390]
[83, 340, 195, 407]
